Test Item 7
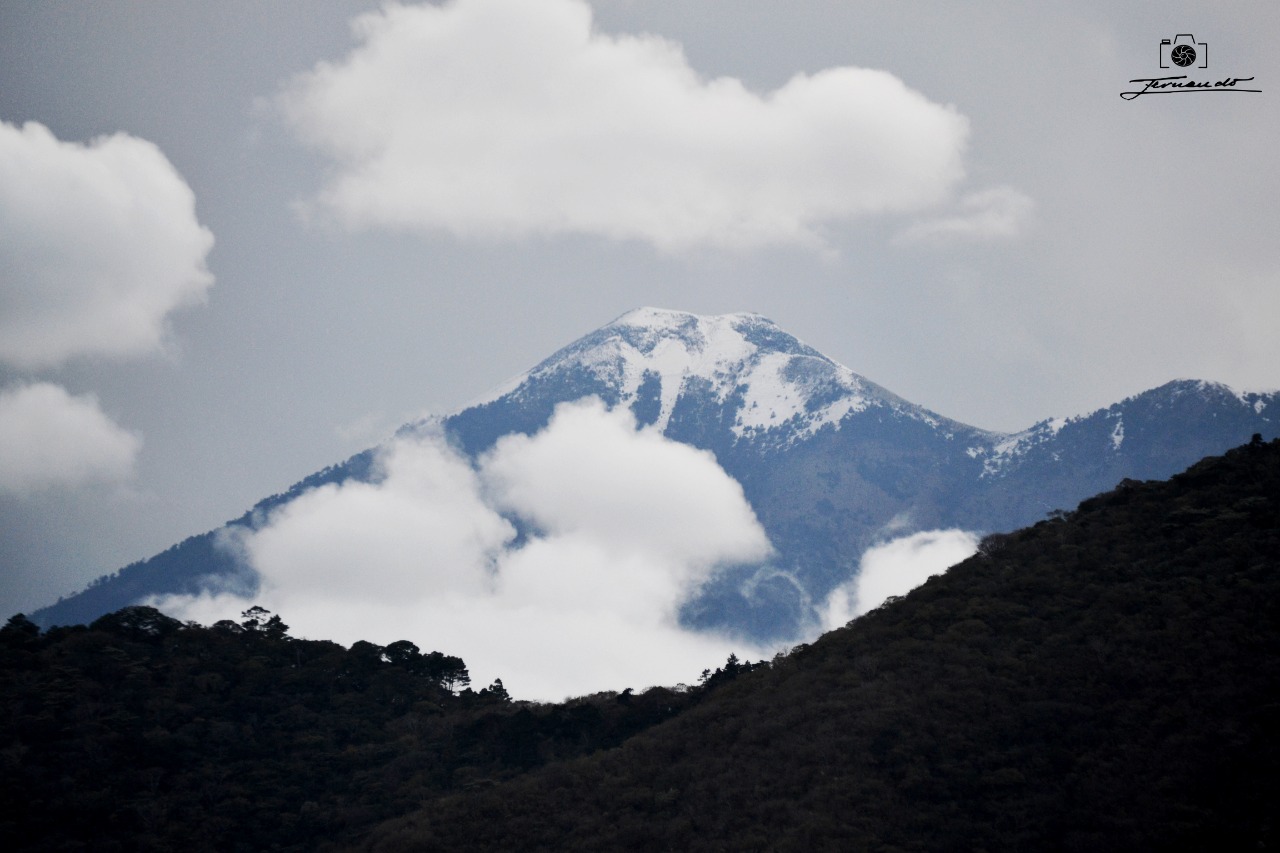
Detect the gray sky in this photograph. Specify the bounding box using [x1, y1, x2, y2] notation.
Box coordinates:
[2, 0, 1278, 617]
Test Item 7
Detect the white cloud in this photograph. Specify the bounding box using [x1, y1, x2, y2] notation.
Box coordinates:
[242, 435, 515, 603]
[483, 400, 771, 568]
[896, 185, 1034, 245]
[0, 120, 214, 367]
[278, 0, 969, 251]
[155, 400, 773, 701]
[0, 383, 141, 495]
[820, 529, 979, 628]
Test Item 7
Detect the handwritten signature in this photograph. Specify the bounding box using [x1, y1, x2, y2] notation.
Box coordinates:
[1121, 75, 1260, 100]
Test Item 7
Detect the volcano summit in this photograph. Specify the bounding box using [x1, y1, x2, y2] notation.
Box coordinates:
[34, 309, 1280, 647]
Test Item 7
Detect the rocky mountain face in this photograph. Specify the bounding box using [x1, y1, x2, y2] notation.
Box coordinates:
[32, 309, 1280, 640]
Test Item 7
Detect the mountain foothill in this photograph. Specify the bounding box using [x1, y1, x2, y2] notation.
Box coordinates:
[5, 432, 1277, 850]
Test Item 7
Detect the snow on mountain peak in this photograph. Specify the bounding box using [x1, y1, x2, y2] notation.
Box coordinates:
[484, 308, 905, 442]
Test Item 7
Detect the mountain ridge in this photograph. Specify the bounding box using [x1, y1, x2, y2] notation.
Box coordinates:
[31, 308, 1280, 639]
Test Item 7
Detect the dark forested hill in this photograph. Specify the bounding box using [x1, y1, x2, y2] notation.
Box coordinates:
[363, 436, 1280, 852]
[0, 607, 710, 852]
[7, 438, 1278, 852]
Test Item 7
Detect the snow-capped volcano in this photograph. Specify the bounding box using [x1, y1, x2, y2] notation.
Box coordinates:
[33, 309, 1280, 641]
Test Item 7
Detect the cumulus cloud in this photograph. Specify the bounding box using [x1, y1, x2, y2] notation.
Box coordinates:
[0, 120, 214, 367]
[0, 383, 141, 495]
[820, 529, 979, 629]
[245, 436, 514, 603]
[278, 0, 969, 251]
[484, 401, 770, 567]
[155, 400, 774, 701]
[896, 185, 1034, 245]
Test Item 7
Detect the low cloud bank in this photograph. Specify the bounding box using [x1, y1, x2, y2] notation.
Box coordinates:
[279, 0, 969, 251]
[821, 529, 980, 629]
[156, 400, 775, 701]
[155, 402, 986, 698]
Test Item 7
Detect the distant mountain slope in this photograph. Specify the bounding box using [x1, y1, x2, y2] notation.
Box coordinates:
[32, 309, 1280, 640]
[364, 437, 1280, 852]
[966, 379, 1280, 529]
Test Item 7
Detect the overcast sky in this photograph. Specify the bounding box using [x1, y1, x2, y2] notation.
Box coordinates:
[2, 0, 1278, 621]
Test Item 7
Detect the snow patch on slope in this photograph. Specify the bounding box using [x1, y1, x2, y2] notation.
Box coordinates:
[979, 415, 1073, 477]
[733, 350, 872, 439]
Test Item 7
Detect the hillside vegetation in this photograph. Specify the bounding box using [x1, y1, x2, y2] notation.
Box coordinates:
[0, 607, 744, 851]
[4, 438, 1278, 851]
[367, 437, 1280, 851]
